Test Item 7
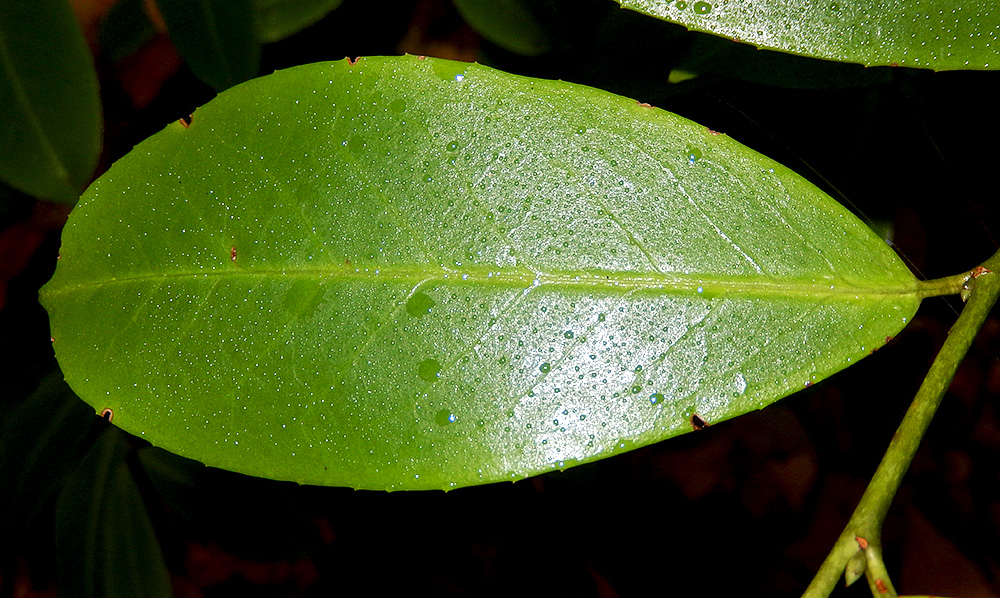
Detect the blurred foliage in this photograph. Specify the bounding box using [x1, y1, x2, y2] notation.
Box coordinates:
[0, 0, 101, 203]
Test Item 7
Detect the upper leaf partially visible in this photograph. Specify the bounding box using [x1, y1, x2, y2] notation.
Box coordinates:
[42, 56, 920, 491]
[618, 0, 1000, 70]
[0, 0, 101, 203]
[155, 0, 261, 91]
[451, 0, 553, 56]
[254, 0, 343, 44]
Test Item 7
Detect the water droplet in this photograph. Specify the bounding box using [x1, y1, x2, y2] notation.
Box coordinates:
[539, 362, 552, 373]
[597, 313, 606, 322]
[734, 372, 747, 396]
[649, 393, 664, 405]
[685, 145, 702, 164]
[406, 292, 436, 317]
[432, 60, 467, 82]
[417, 358, 441, 382]
[389, 98, 406, 114]
[676, 0, 688, 9]
[435, 409, 457, 425]
[694, 1, 712, 13]
[446, 141, 459, 151]
[563, 330, 574, 339]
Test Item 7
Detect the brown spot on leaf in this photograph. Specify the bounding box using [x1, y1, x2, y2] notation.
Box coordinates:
[875, 579, 889, 593]
[637, 101, 652, 108]
[690, 414, 709, 431]
[100, 408, 113, 422]
[179, 114, 192, 128]
[230, 246, 237, 261]
[856, 536, 869, 549]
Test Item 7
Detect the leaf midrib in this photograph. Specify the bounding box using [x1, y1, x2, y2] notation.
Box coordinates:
[43, 263, 920, 300]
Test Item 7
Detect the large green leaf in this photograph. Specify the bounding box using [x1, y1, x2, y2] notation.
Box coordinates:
[0, 0, 101, 203]
[617, 0, 1000, 71]
[156, 0, 261, 91]
[41, 56, 921, 491]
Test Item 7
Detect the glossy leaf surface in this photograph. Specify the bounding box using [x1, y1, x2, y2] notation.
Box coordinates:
[42, 56, 920, 490]
[617, 0, 1000, 70]
[0, 0, 101, 202]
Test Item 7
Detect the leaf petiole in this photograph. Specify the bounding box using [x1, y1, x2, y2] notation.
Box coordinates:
[803, 247, 1000, 598]
[916, 270, 977, 299]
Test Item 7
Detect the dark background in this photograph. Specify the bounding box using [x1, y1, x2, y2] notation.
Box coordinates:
[2, 0, 1000, 596]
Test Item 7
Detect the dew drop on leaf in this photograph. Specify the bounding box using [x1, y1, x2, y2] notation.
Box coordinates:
[685, 145, 702, 164]
[388, 98, 406, 113]
[406, 292, 436, 317]
[417, 358, 442, 382]
[435, 409, 456, 425]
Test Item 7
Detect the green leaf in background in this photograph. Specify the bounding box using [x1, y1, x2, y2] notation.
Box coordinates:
[0, 372, 98, 532]
[255, 0, 343, 44]
[98, 0, 158, 65]
[42, 56, 920, 491]
[617, 0, 1000, 70]
[669, 34, 893, 89]
[156, 0, 261, 91]
[0, 0, 101, 203]
[451, 0, 552, 56]
[55, 427, 172, 598]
